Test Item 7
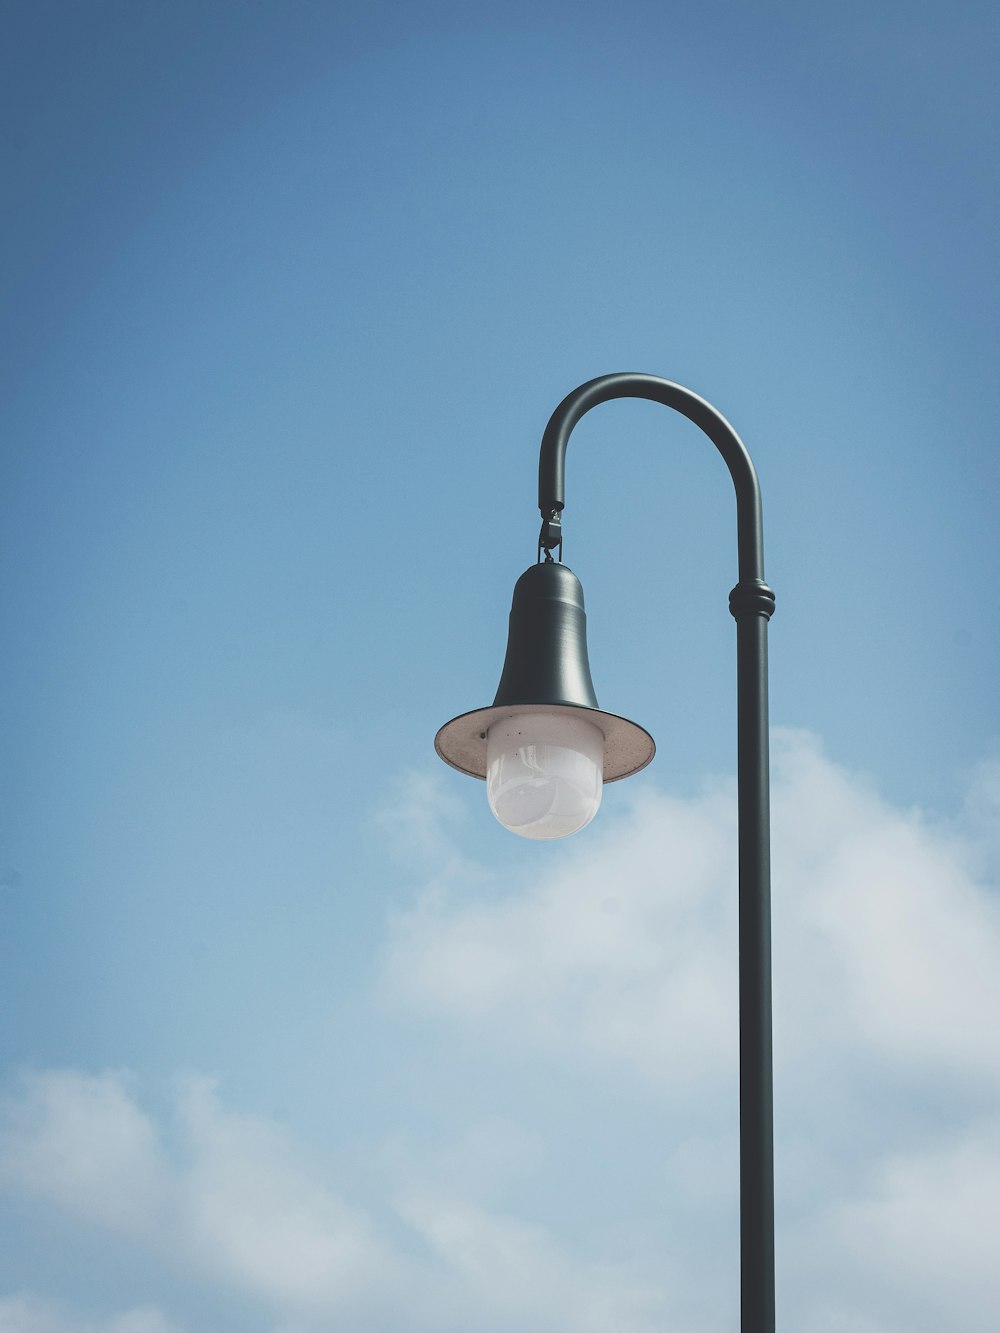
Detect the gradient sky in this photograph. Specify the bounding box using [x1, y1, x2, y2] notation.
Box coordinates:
[1, 3, 998, 1331]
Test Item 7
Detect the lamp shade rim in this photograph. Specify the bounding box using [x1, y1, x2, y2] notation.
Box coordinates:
[434, 701, 655, 783]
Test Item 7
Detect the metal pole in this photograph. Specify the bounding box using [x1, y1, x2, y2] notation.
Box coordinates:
[537, 374, 776, 1332]
[731, 583, 776, 1333]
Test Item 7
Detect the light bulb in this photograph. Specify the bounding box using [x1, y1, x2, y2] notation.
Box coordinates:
[486, 711, 603, 839]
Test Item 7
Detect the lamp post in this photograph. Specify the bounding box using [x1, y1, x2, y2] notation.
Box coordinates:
[435, 373, 776, 1333]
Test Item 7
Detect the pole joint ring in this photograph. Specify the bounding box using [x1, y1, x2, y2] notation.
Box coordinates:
[729, 580, 776, 620]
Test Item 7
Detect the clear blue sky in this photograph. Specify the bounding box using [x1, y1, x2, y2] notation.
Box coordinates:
[2, 4, 998, 1331]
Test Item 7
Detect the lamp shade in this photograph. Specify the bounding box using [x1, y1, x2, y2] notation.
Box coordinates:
[434, 561, 654, 783]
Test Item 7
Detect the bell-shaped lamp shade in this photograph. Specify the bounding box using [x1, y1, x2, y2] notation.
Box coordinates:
[435, 561, 654, 839]
[486, 711, 603, 838]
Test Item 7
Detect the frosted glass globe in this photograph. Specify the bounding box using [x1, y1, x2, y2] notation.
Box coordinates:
[486, 712, 603, 839]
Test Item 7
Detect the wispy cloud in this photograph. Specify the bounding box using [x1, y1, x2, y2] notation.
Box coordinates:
[0, 1070, 168, 1235]
[0, 1073, 658, 1332]
[381, 728, 1000, 1330]
[394, 1192, 664, 1332]
[3, 731, 999, 1331]
[0, 1071, 388, 1325]
[0, 1294, 181, 1333]
[384, 730, 1000, 1085]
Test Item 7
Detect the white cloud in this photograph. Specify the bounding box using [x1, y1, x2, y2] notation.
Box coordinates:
[0, 1073, 387, 1323]
[174, 1077, 386, 1308]
[374, 769, 472, 869]
[382, 776, 740, 1089]
[381, 728, 1000, 1331]
[780, 1117, 1000, 1333]
[0, 1295, 182, 1333]
[3, 731, 1000, 1332]
[834, 1118, 1000, 1312]
[384, 730, 1000, 1088]
[0, 1070, 168, 1234]
[771, 732, 1000, 1080]
[395, 1192, 665, 1333]
[0, 1074, 651, 1333]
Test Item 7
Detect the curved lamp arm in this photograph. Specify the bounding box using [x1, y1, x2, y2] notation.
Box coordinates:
[537, 373, 776, 1333]
[539, 372, 769, 594]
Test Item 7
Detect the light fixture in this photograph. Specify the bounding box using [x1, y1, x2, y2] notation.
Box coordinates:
[434, 558, 654, 838]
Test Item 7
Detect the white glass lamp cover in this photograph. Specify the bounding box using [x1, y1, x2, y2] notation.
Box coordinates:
[486, 711, 604, 839]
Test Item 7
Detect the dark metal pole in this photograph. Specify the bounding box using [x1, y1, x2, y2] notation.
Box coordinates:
[538, 374, 776, 1333]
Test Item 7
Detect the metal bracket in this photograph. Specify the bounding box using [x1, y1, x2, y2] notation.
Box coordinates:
[537, 510, 563, 562]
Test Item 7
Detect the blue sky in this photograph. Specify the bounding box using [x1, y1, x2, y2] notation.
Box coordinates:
[1, 2, 998, 1330]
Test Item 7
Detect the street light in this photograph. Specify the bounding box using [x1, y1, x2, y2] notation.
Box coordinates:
[434, 373, 776, 1333]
